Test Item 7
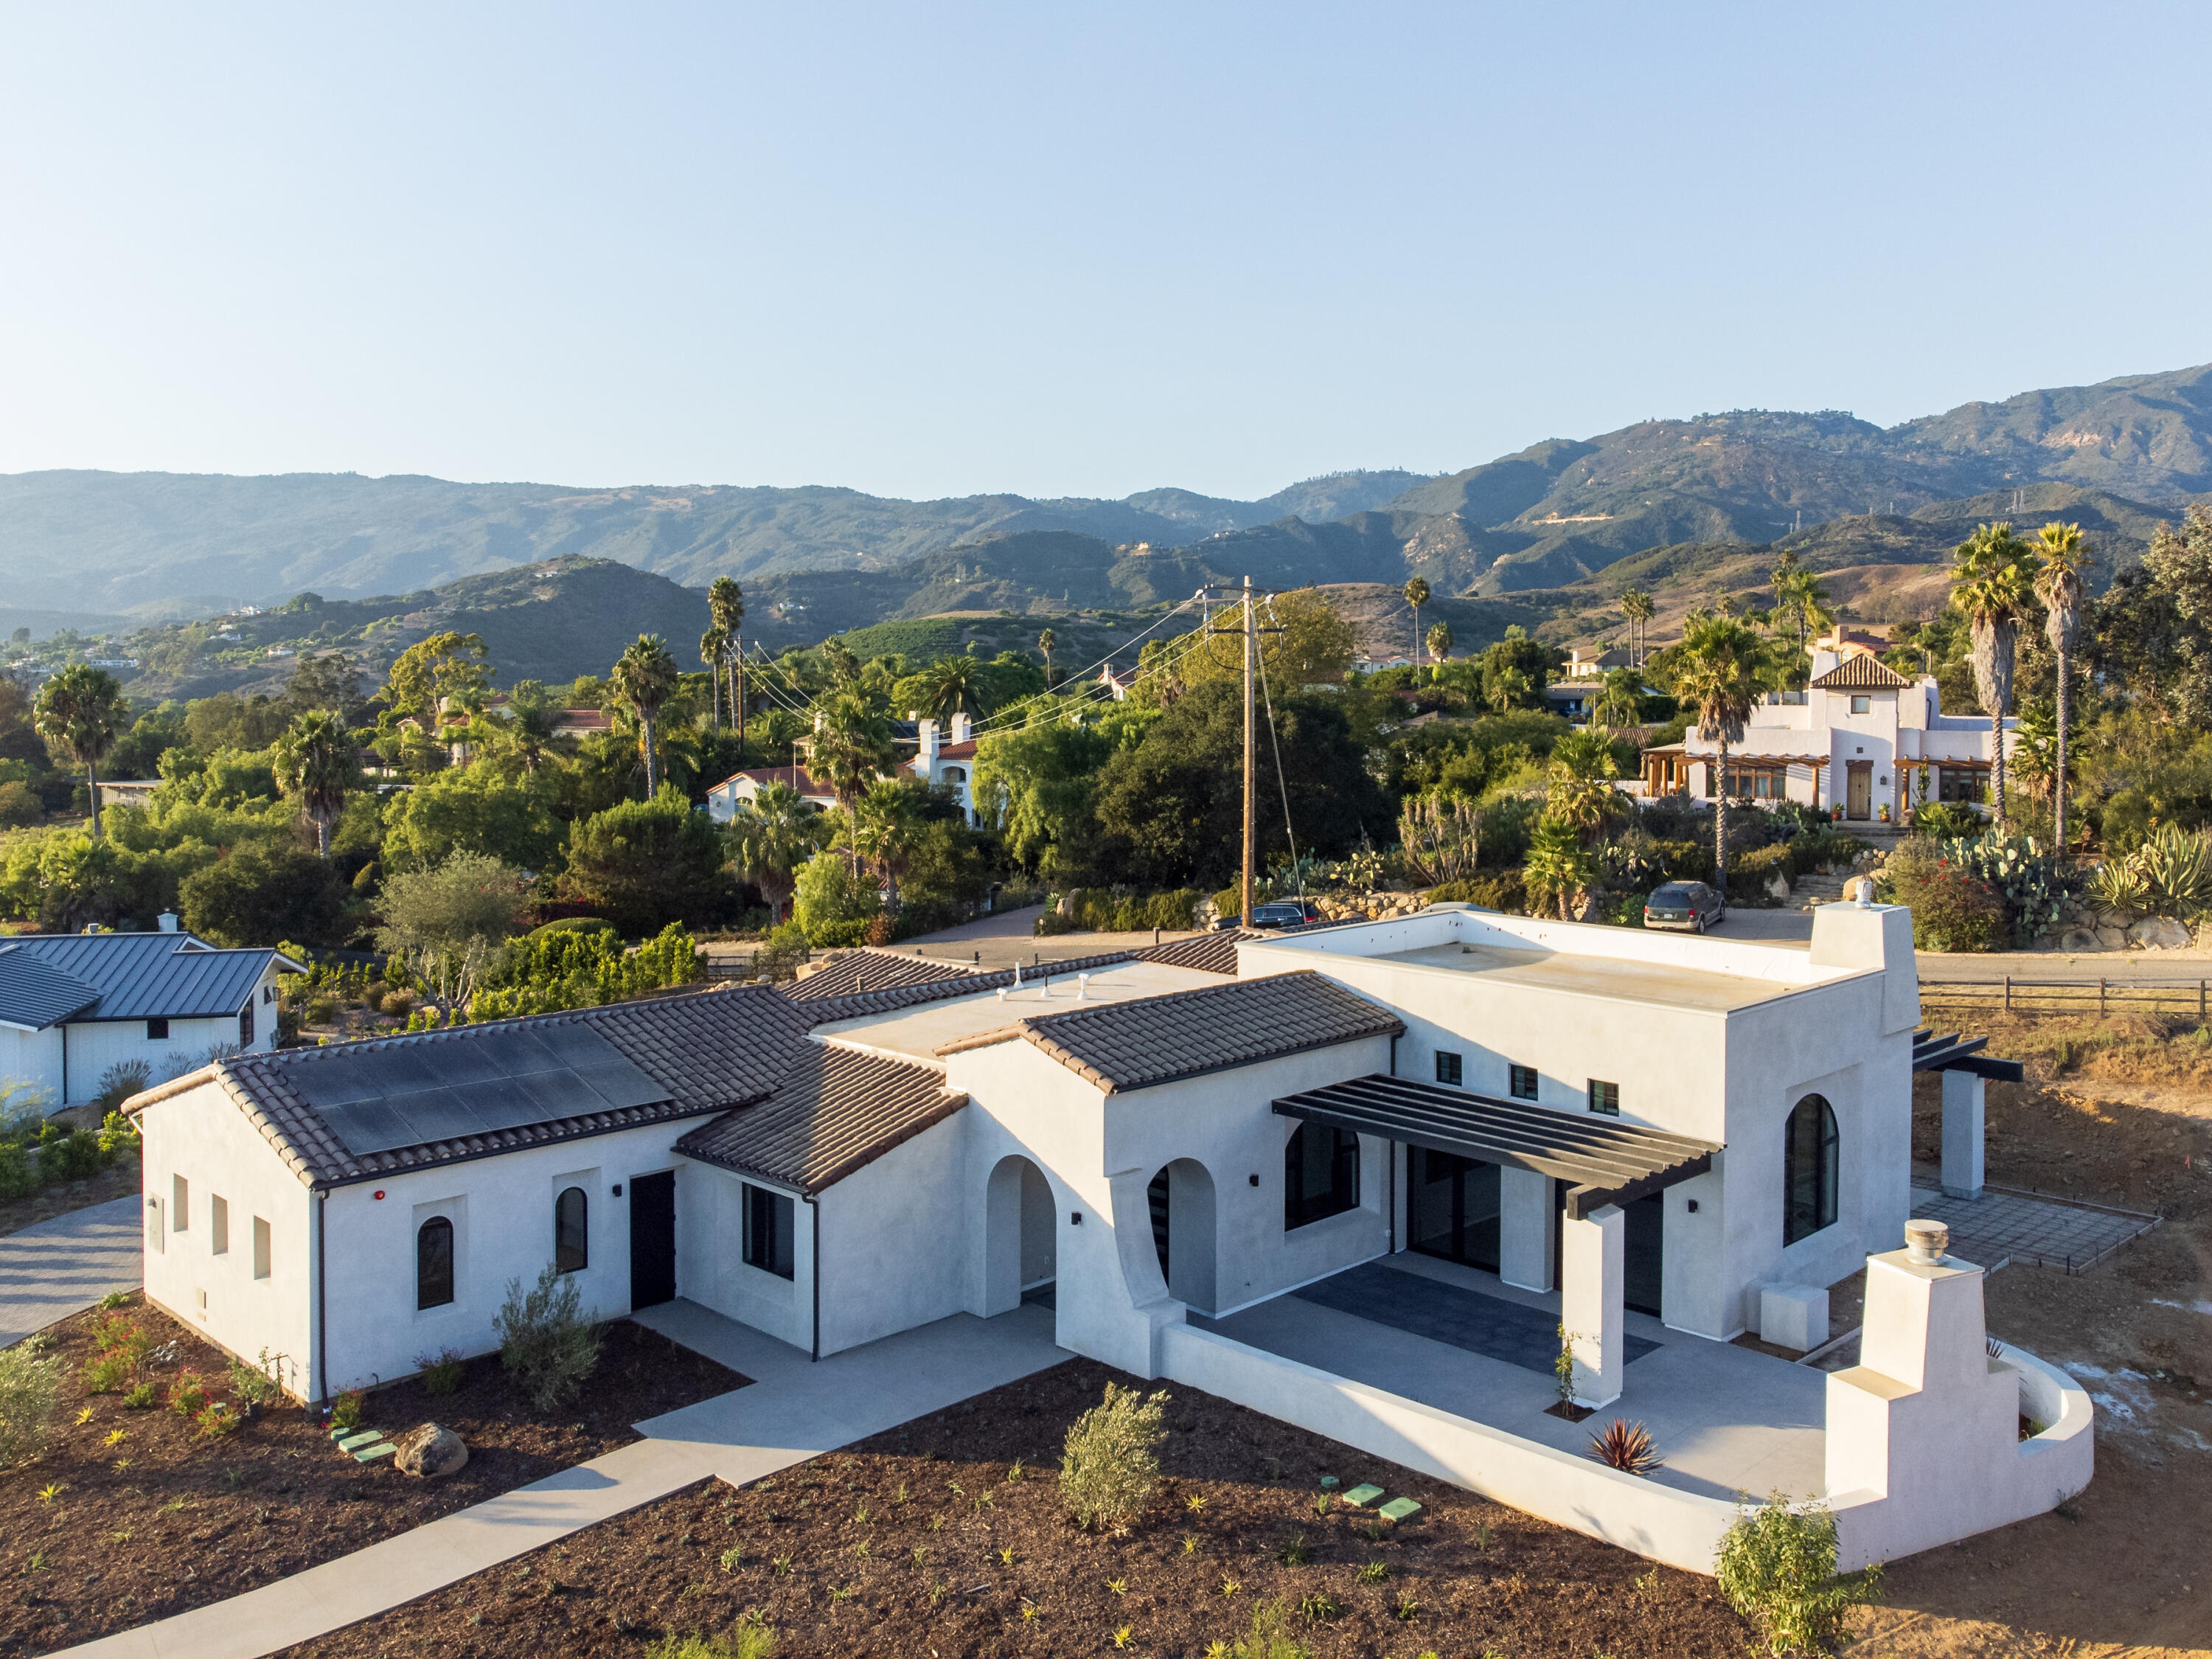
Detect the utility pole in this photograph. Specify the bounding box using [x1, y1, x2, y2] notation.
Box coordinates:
[1242, 574, 1256, 927]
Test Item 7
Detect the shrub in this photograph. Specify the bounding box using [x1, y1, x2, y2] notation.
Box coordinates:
[644, 1612, 777, 1659]
[44, 1130, 106, 1182]
[380, 990, 417, 1020]
[494, 1263, 603, 1411]
[226, 1349, 288, 1407]
[1214, 1600, 1313, 1659]
[331, 1390, 364, 1432]
[417, 1349, 465, 1396]
[304, 996, 341, 1025]
[1034, 908, 1077, 937]
[195, 1401, 241, 1439]
[168, 1369, 212, 1419]
[1714, 1494, 1884, 1655]
[1060, 1381, 1169, 1531]
[0, 1345, 63, 1470]
[82, 1354, 133, 1394]
[1728, 843, 1794, 905]
[0, 1144, 32, 1201]
[122, 1381, 157, 1410]
[95, 1060, 153, 1110]
[753, 922, 811, 982]
[1905, 868, 2008, 953]
[1910, 801, 1981, 841]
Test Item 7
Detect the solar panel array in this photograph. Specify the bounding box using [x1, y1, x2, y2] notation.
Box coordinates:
[288, 1023, 672, 1157]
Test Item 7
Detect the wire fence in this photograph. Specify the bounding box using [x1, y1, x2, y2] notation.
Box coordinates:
[1919, 975, 2212, 1019]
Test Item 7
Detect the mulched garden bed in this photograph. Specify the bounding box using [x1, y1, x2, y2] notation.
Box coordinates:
[1, 1293, 747, 1658]
[285, 1357, 1754, 1659]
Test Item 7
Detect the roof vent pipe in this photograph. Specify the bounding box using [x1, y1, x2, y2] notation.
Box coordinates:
[157, 911, 180, 933]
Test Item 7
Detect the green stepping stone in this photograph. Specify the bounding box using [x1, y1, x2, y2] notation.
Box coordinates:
[337, 1429, 383, 1451]
[1342, 1484, 1385, 1508]
[1377, 1497, 1423, 1524]
[351, 1441, 397, 1462]
[1318, 1475, 1340, 1490]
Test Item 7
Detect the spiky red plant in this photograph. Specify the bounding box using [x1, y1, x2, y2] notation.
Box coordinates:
[1587, 1417, 1662, 1475]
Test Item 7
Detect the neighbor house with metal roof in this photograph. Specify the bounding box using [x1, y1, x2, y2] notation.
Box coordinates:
[121, 896, 2081, 1576]
[0, 922, 296, 1109]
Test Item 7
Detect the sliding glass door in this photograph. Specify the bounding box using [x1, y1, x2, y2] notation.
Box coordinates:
[1408, 1147, 1501, 1273]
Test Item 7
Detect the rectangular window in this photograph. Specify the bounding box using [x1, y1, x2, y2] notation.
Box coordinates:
[742, 1183, 796, 1280]
[1284, 1124, 1360, 1230]
[240, 1004, 256, 1047]
[209, 1194, 229, 1256]
[252, 1217, 271, 1280]
[1850, 695, 1871, 714]
[173, 1175, 189, 1231]
[1509, 1063, 1539, 1102]
[146, 1018, 170, 1040]
[1434, 1051, 1462, 1086]
[1587, 1079, 1620, 1117]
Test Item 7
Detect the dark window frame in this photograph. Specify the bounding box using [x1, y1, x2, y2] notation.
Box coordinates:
[1587, 1079, 1620, 1116]
[239, 1003, 255, 1047]
[146, 1018, 170, 1040]
[1784, 1093, 1840, 1245]
[554, 1186, 588, 1274]
[416, 1216, 455, 1310]
[742, 1183, 796, 1280]
[1508, 1062, 1539, 1102]
[1284, 1124, 1360, 1231]
[1434, 1050, 1463, 1086]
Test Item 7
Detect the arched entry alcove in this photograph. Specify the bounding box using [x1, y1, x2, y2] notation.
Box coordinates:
[984, 1154, 1057, 1316]
[1144, 1158, 1218, 1313]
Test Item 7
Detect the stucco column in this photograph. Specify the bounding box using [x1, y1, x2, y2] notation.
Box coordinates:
[1560, 1203, 1624, 1409]
[1941, 1070, 1984, 1200]
[1498, 1167, 1556, 1293]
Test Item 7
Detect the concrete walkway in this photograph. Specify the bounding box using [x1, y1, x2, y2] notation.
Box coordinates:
[60, 1301, 1068, 1659]
[0, 1194, 142, 1348]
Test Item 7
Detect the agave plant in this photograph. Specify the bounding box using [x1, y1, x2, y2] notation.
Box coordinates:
[1587, 1418, 1663, 1475]
[2135, 823, 2212, 918]
[2084, 858, 2150, 913]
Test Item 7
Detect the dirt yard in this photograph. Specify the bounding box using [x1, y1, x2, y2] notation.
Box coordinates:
[282, 1356, 1756, 1659]
[0, 1150, 139, 1238]
[0, 1295, 746, 1657]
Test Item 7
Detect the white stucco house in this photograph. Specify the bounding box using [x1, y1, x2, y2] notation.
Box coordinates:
[706, 712, 980, 827]
[703, 763, 840, 821]
[0, 924, 293, 1110]
[126, 903, 2083, 1573]
[1645, 640, 2018, 823]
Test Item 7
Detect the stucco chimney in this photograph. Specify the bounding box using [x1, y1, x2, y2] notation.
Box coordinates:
[951, 711, 973, 745]
[918, 718, 939, 762]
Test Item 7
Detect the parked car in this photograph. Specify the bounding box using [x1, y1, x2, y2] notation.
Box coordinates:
[1644, 880, 1724, 933]
[1243, 899, 1326, 930]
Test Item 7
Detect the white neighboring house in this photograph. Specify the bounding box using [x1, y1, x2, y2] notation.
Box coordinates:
[127, 905, 2079, 1573]
[905, 713, 978, 825]
[0, 922, 295, 1109]
[1649, 640, 2018, 823]
[704, 765, 841, 821]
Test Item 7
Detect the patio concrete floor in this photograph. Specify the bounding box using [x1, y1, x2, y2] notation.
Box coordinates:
[1197, 1253, 1829, 1503]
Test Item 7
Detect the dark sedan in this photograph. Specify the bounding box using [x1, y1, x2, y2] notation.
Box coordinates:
[1644, 880, 1724, 933]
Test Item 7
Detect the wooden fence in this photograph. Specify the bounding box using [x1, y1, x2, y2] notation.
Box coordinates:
[1919, 976, 2212, 1019]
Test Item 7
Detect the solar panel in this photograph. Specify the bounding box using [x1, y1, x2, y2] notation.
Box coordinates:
[292, 1020, 674, 1157]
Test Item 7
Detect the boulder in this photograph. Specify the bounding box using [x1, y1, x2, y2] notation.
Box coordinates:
[1764, 872, 1792, 900]
[2056, 928, 2104, 953]
[2094, 926, 2129, 952]
[2127, 916, 2192, 950]
[392, 1422, 468, 1479]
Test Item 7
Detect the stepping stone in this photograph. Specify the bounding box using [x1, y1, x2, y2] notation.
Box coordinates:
[1342, 1484, 1385, 1508]
[337, 1429, 383, 1451]
[1377, 1497, 1423, 1524]
[351, 1441, 397, 1463]
[1318, 1475, 1339, 1490]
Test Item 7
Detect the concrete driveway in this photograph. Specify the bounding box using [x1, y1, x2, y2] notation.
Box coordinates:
[0, 1194, 143, 1347]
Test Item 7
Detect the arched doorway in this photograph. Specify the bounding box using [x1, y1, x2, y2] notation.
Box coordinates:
[984, 1154, 1057, 1317]
[1144, 1158, 1217, 1313]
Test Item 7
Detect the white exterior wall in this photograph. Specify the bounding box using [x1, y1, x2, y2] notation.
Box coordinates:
[0, 1026, 66, 1108]
[138, 1081, 316, 1399]
[317, 1120, 703, 1397]
[678, 1162, 817, 1352]
[815, 1111, 972, 1356]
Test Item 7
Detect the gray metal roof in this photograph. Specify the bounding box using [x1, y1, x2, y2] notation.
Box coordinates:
[0, 951, 102, 1032]
[1273, 1073, 1720, 1220]
[0, 932, 283, 1023]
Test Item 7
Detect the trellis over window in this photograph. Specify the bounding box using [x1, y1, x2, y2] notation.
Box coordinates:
[417, 1217, 455, 1310]
[554, 1186, 588, 1274]
[1783, 1094, 1838, 1245]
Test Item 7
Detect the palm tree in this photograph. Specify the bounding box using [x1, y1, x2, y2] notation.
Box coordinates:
[709, 577, 745, 746]
[808, 692, 897, 849]
[1524, 818, 1594, 921]
[1672, 613, 1767, 911]
[1403, 577, 1430, 664]
[273, 709, 355, 857]
[1950, 522, 2037, 828]
[853, 779, 922, 914]
[33, 664, 128, 838]
[1591, 666, 1645, 730]
[1425, 620, 1453, 681]
[611, 635, 681, 796]
[1486, 665, 1531, 714]
[730, 782, 824, 926]
[2034, 521, 2093, 855]
[925, 653, 989, 722]
[500, 680, 559, 775]
[1618, 589, 1655, 667]
[1545, 728, 1624, 844]
[1037, 627, 1058, 690]
[699, 627, 729, 728]
[1770, 563, 1837, 687]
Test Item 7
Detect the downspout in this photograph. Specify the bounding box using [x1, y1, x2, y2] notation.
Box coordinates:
[313, 1189, 328, 1406]
[1386, 1037, 1398, 1254]
[804, 1192, 821, 1362]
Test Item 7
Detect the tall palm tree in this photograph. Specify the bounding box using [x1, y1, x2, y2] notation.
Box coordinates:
[273, 709, 355, 857]
[610, 635, 681, 796]
[1486, 665, 1531, 714]
[699, 627, 729, 728]
[1770, 564, 1837, 687]
[1618, 589, 1655, 667]
[709, 577, 745, 746]
[1037, 627, 1058, 690]
[2034, 521, 2093, 855]
[853, 779, 922, 913]
[1545, 728, 1624, 844]
[1950, 522, 2037, 828]
[504, 681, 559, 774]
[1425, 620, 1453, 681]
[32, 664, 128, 839]
[730, 781, 824, 926]
[1524, 818, 1594, 921]
[1403, 577, 1430, 665]
[808, 692, 896, 850]
[1672, 613, 1766, 911]
[925, 653, 989, 721]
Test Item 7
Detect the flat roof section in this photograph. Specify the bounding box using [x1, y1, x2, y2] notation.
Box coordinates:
[810, 960, 1222, 1065]
[1375, 941, 1801, 1014]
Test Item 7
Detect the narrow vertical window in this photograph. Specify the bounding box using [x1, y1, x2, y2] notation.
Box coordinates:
[209, 1194, 229, 1256]
[252, 1217, 271, 1280]
[240, 1003, 256, 1047]
[1784, 1094, 1840, 1245]
[173, 1175, 189, 1231]
[554, 1186, 588, 1273]
[417, 1217, 455, 1310]
[742, 1184, 796, 1279]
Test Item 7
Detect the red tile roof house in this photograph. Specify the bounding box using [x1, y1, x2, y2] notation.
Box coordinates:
[125, 904, 2082, 1574]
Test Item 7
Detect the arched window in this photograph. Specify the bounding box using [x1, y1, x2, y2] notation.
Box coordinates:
[554, 1187, 588, 1274]
[417, 1217, 455, 1310]
[1284, 1123, 1360, 1230]
[1783, 1094, 1839, 1245]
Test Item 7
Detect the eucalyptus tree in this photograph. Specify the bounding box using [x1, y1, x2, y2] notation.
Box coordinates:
[32, 664, 128, 838]
[1672, 613, 1767, 908]
[2034, 521, 2093, 854]
[1950, 523, 2037, 828]
[611, 635, 681, 796]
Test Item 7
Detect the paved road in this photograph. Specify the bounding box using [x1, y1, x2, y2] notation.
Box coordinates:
[0, 1194, 142, 1347]
[888, 904, 1200, 971]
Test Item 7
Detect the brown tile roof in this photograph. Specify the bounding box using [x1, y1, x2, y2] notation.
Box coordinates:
[1809, 655, 1911, 690]
[673, 1043, 968, 1194]
[782, 949, 978, 1005]
[156, 987, 816, 1189]
[716, 765, 837, 796]
[933, 970, 1403, 1094]
[796, 949, 1142, 1024]
[1135, 930, 1257, 976]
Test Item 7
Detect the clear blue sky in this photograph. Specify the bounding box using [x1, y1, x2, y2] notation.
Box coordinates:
[2, 2, 2206, 502]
